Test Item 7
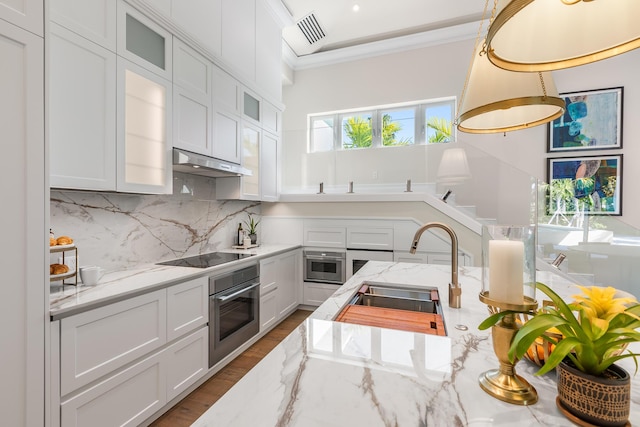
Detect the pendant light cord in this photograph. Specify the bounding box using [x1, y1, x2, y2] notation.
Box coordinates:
[455, 0, 494, 126]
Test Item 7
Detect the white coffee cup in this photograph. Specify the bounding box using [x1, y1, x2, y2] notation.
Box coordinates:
[79, 266, 104, 286]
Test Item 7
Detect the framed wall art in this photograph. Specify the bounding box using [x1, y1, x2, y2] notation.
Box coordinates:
[548, 87, 623, 153]
[547, 155, 622, 216]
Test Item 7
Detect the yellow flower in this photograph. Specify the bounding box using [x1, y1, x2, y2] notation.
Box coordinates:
[572, 285, 637, 321]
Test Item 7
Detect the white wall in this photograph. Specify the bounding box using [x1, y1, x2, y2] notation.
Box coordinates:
[282, 39, 640, 230]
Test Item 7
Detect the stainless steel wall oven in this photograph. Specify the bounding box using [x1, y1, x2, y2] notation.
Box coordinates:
[209, 264, 260, 367]
[303, 249, 346, 284]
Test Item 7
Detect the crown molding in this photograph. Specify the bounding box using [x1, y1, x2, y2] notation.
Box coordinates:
[285, 20, 480, 71]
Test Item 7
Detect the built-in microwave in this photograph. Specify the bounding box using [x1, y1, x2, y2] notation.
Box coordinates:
[303, 249, 346, 285]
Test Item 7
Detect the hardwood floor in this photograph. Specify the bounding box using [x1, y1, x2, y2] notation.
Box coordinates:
[150, 309, 312, 427]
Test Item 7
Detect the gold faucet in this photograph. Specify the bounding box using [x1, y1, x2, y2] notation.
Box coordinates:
[409, 222, 461, 308]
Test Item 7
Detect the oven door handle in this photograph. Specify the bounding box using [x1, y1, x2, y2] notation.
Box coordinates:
[305, 255, 344, 261]
[215, 282, 260, 302]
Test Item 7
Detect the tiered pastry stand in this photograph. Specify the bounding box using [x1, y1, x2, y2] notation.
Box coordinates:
[50, 243, 78, 288]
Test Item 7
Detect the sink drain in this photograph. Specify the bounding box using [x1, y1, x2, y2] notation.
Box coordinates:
[455, 324, 468, 331]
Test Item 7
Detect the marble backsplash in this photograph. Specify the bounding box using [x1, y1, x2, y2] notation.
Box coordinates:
[50, 173, 260, 272]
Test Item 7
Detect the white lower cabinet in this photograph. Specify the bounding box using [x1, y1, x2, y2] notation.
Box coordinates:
[61, 349, 166, 427]
[166, 327, 208, 401]
[259, 249, 302, 330]
[167, 276, 208, 341]
[55, 277, 209, 426]
[259, 288, 278, 331]
[276, 250, 300, 318]
[60, 289, 167, 396]
[302, 282, 341, 307]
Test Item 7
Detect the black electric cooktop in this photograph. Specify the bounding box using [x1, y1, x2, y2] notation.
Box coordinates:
[157, 252, 254, 268]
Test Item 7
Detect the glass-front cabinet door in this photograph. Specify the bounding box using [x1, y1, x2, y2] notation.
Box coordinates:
[240, 122, 261, 199]
[117, 58, 172, 194]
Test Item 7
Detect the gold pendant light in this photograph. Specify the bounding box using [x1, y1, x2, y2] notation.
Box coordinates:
[486, 0, 640, 72]
[457, 42, 565, 133]
[456, 0, 565, 134]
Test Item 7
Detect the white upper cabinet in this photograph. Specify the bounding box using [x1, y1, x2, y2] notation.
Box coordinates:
[212, 66, 241, 163]
[216, 122, 260, 200]
[212, 109, 241, 163]
[262, 101, 280, 134]
[0, 0, 43, 35]
[117, 58, 173, 194]
[173, 38, 211, 97]
[242, 88, 261, 124]
[261, 131, 278, 202]
[50, 0, 116, 51]
[221, 0, 255, 82]
[173, 39, 212, 155]
[213, 66, 241, 113]
[255, 0, 282, 101]
[49, 23, 117, 191]
[169, 0, 221, 57]
[117, 1, 173, 80]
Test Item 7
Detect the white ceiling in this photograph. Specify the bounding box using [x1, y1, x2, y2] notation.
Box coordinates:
[281, 0, 486, 66]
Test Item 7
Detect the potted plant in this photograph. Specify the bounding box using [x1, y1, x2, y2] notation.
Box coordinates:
[480, 283, 640, 426]
[244, 214, 260, 245]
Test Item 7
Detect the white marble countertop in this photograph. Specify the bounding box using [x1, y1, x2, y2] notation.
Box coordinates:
[193, 261, 640, 427]
[49, 244, 300, 320]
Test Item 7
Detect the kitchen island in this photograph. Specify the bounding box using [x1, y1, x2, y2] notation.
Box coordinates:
[193, 261, 640, 426]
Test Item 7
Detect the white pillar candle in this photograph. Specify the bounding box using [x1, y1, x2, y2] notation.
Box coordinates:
[489, 240, 524, 304]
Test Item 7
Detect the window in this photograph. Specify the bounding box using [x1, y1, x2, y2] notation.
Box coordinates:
[310, 116, 334, 152]
[308, 98, 454, 153]
[381, 108, 415, 146]
[341, 112, 372, 149]
[425, 101, 455, 143]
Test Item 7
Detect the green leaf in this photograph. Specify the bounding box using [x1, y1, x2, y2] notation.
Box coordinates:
[536, 337, 581, 375]
[507, 314, 566, 361]
[477, 311, 515, 330]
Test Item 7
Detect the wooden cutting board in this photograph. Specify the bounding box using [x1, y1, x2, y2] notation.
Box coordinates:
[335, 305, 446, 336]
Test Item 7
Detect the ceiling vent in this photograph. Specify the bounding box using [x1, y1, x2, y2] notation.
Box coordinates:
[297, 13, 326, 45]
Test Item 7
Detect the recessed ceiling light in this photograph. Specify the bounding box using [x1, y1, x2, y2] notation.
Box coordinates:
[352, 4, 360, 12]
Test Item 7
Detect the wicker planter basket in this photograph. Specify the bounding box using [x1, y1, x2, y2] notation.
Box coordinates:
[556, 359, 631, 427]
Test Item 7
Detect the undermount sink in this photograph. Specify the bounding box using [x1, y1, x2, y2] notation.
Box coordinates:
[336, 282, 447, 336]
[350, 284, 441, 314]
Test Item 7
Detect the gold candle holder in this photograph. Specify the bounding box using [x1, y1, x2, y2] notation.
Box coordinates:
[479, 291, 538, 405]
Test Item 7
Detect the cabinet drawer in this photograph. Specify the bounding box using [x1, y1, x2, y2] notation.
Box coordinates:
[167, 276, 208, 342]
[60, 290, 167, 395]
[166, 327, 208, 401]
[61, 349, 166, 427]
[303, 282, 341, 307]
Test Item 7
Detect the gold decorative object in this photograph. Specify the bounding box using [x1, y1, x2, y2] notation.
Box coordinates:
[456, 0, 565, 134]
[486, 0, 640, 72]
[479, 291, 538, 405]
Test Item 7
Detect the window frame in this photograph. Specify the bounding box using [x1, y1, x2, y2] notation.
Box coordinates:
[308, 97, 455, 153]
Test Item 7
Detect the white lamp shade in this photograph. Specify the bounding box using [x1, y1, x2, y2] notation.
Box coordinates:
[437, 148, 471, 185]
[486, 0, 640, 72]
[457, 40, 565, 134]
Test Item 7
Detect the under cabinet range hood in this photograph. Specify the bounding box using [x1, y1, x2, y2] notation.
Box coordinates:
[172, 148, 252, 178]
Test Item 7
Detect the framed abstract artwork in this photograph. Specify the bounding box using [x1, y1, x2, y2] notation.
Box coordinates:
[547, 155, 622, 216]
[548, 87, 623, 153]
